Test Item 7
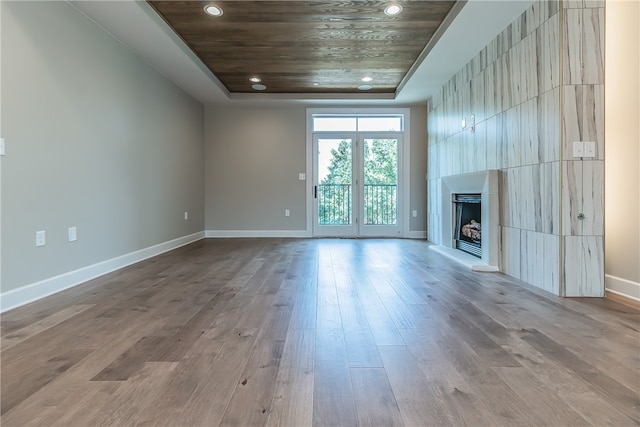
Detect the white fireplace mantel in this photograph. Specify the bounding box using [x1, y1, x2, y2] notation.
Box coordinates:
[430, 170, 500, 272]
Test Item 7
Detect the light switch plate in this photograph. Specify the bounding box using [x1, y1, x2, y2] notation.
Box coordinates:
[68, 227, 77, 242]
[36, 231, 46, 247]
[572, 141, 585, 158]
[298, 173, 306, 181]
[0, 138, 5, 156]
[584, 141, 596, 158]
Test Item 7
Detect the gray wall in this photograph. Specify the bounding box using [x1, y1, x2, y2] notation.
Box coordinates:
[205, 106, 307, 231]
[205, 105, 427, 234]
[409, 104, 428, 232]
[1, 1, 205, 293]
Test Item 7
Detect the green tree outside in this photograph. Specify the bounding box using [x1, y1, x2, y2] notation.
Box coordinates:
[320, 139, 397, 225]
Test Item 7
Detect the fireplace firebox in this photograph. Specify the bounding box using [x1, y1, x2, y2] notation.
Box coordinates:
[452, 193, 482, 258]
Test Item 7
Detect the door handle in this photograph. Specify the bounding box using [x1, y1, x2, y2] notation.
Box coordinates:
[314, 185, 318, 199]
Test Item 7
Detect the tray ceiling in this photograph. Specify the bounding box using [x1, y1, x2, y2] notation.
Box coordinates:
[147, 1, 457, 95]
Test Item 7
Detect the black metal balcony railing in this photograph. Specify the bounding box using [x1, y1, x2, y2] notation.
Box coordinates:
[363, 184, 397, 225]
[318, 184, 397, 226]
[318, 184, 352, 225]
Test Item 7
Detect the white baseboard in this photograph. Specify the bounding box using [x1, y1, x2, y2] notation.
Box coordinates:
[405, 231, 427, 239]
[205, 230, 426, 239]
[605, 274, 640, 301]
[205, 230, 310, 238]
[206, 230, 426, 239]
[0, 231, 205, 313]
[429, 245, 500, 272]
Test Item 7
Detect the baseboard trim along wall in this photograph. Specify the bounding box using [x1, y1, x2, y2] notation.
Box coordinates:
[605, 289, 640, 309]
[205, 230, 427, 239]
[405, 231, 428, 239]
[205, 230, 310, 238]
[605, 274, 640, 305]
[0, 231, 205, 313]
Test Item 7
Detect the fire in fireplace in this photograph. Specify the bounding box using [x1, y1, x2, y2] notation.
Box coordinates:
[452, 193, 482, 258]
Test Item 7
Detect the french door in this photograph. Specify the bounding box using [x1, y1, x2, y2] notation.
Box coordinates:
[313, 133, 402, 237]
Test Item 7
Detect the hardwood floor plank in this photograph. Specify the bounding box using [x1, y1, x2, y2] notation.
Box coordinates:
[131, 336, 225, 424]
[521, 328, 640, 423]
[0, 304, 95, 351]
[267, 329, 315, 427]
[288, 275, 318, 331]
[350, 368, 404, 427]
[502, 339, 640, 426]
[220, 339, 284, 426]
[312, 248, 358, 427]
[378, 345, 451, 426]
[205, 292, 256, 340]
[1, 348, 92, 415]
[149, 290, 235, 362]
[493, 366, 593, 426]
[400, 328, 498, 427]
[176, 328, 258, 426]
[424, 287, 523, 367]
[87, 361, 179, 426]
[335, 269, 383, 368]
[422, 316, 549, 425]
[91, 335, 167, 381]
[36, 382, 122, 427]
[353, 275, 405, 346]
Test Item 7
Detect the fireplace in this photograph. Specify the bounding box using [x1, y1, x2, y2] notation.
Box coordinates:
[430, 170, 499, 272]
[452, 193, 482, 258]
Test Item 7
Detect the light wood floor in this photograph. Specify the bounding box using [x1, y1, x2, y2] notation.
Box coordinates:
[1, 238, 639, 426]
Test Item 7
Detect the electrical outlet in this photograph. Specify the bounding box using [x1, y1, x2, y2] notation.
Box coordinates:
[412, 210, 418, 218]
[36, 231, 46, 247]
[68, 227, 77, 242]
[285, 209, 290, 217]
[0, 138, 5, 156]
[298, 173, 306, 180]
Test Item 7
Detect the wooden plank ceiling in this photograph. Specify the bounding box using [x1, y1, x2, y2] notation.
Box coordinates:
[148, 1, 456, 94]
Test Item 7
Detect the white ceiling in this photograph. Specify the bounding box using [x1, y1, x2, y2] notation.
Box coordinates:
[70, 0, 534, 107]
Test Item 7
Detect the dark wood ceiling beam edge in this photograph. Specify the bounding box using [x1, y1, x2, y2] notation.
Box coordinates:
[395, 0, 467, 97]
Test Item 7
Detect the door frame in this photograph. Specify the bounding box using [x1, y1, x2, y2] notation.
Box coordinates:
[306, 108, 411, 238]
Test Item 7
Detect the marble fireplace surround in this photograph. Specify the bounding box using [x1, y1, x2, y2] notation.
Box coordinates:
[430, 170, 500, 272]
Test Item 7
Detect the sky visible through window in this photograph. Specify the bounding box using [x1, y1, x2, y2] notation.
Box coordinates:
[318, 139, 350, 182]
[313, 116, 403, 132]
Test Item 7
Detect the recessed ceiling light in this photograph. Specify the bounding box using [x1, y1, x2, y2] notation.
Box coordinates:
[249, 76, 261, 83]
[252, 84, 267, 91]
[361, 76, 373, 82]
[384, 3, 403, 16]
[358, 84, 373, 91]
[203, 4, 223, 16]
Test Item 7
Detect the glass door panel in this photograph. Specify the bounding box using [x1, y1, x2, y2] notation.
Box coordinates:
[313, 135, 357, 236]
[359, 136, 402, 236]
